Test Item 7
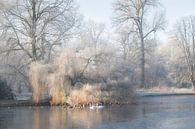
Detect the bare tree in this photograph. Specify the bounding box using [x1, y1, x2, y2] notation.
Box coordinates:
[80, 20, 106, 49]
[117, 29, 131, 61]
[174, 16, 195, 90]
[76, 21, 115, 82]
[113, 0, 165, 87]
[0, 0, 80, 93]
[0, 0, 79, 62]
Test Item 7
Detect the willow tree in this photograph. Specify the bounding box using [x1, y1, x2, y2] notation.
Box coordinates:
[113, 0, 165, 87]
[174, 17, 195, 91]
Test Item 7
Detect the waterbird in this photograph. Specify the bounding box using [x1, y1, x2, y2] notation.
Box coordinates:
[89, 103, 104, 110]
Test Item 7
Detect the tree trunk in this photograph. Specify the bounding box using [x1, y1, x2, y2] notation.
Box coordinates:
[191, 75, 195, 92]
[192, 81, 195, 91]
[140, 30, 145, 88]
[190, 73, 195, 91]
[140, 40, 145, 88]
[31, 0, 37, 61]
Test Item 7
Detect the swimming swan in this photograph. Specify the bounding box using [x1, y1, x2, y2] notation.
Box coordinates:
[89, 104, 104, 110]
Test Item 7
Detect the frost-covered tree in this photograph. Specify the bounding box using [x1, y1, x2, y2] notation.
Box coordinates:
[0, 0, 79, 62]
[113, 0, 165, 87]
[0, 0, 80, 93]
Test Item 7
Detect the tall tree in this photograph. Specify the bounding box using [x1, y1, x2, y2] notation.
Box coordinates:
[174, 17, 195, 91]
[113, 0, 165, 87]
[81, 20, 106, 48]
[0, 0, 79, 62]
[0, 0, 79, 92]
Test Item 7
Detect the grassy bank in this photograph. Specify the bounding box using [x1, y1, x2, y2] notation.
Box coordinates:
[138, 86, 195, 94]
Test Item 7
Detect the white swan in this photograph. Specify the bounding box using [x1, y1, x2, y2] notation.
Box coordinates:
[89, 104, 104, 110]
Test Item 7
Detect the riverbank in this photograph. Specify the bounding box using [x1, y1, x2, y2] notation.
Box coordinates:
[0, 100, 50, 107]
[0, 100, 135, 109]
[143, 86, 194, 93]
[136, 86, 195, 97]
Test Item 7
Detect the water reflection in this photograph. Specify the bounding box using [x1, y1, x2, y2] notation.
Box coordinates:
[69, 109, 103, 129]
[1, 95, 195, 129]
[32, 109, 40, 129]
[0, 108, 14, 129]
[49, 108, 68, 129]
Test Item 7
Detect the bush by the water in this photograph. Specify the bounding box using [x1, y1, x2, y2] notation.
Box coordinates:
[0, 79, 14, 100]
[69, 81, 135, 107]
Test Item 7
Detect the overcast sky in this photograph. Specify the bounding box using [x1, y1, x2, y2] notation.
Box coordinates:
[77, 0, 195, 42]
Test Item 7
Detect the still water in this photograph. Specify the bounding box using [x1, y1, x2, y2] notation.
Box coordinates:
[1, 95, 195, 129]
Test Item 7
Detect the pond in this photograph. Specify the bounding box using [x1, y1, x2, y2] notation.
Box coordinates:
[1, 95, 195, 129]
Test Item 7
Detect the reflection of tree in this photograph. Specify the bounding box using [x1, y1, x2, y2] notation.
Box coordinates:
[68, 109, 103, 129]
[142, 104, 148, 129]
[32, 109, 40, 129]
[0, 109, 14, 129]
[49, 108, 67, 129]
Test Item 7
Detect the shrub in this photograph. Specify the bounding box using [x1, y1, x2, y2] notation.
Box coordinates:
[0, 79, 14, 100]
[68, 80, 135, 107]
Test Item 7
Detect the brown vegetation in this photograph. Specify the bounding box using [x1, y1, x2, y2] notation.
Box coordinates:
[29, 47, 135, 106]
[69, 81, 134, 107]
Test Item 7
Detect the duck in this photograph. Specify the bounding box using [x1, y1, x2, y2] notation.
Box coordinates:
[89, 103, 104, 110]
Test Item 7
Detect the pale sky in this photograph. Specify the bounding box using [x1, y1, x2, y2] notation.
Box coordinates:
[77, 0, 113, 25]
[77, 0, 195, 42]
